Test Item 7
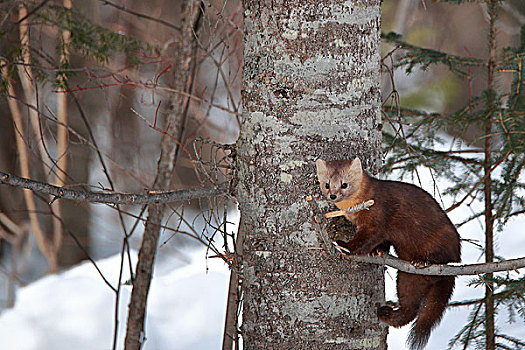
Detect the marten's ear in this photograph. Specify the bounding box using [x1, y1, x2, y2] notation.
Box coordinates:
[349, 157, 362, 175]
[315, 159, 328, 177]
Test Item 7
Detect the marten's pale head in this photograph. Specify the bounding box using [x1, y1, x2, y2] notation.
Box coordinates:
[316, 158, 363, 203]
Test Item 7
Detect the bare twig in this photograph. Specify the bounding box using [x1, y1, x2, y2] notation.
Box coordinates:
[98, 0, 181, 31]
[0, 171, 228, 205]
[135, 82, 242, 117]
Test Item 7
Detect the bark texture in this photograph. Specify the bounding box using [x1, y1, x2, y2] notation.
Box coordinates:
[238, 0, 386, 349]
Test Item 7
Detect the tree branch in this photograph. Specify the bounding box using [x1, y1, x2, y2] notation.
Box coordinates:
[98, 0, 181, 31]
[335, 249, 525, 276]
[0, 171, 228, 205]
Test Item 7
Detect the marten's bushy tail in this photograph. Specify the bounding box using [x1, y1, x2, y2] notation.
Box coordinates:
[378, 273, 455, 350]
[407, 276, 455, 350]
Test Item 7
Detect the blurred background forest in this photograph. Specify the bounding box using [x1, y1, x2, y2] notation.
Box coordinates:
[0, 0, 524, 349]
[0, 0, 242, 278]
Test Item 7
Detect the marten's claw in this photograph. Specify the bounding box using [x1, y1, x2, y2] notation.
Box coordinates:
[332, 241, 352, 254]
[411, 260, 430, 268]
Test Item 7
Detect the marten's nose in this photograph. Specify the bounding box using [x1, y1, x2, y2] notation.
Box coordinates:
[330, 194, 337, 200]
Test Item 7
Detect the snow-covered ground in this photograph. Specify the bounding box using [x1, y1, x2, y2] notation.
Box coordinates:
[0, 248, 229, 350]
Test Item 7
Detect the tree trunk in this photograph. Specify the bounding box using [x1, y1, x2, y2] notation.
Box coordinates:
[124, 1, 202, 349]
[237, 0, 386, 348]
[484, 2, 497, 349]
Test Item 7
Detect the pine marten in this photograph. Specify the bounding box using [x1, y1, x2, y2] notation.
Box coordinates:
[316, 157, 461, 350]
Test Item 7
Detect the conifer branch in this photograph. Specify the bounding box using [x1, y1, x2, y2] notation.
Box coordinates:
[0, 171, 228, 205]
[382, 32, 487, 73]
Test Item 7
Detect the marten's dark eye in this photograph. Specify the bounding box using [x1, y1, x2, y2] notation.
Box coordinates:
[325, 183, 330, 189]
[341, 183, 348, 189]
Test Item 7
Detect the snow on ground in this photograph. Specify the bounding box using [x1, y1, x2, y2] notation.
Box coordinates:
[0, 248, 229, 350]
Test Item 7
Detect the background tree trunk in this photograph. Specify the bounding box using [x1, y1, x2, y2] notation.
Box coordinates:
[124, 1, 202, 349]
[237, 0, 386, 348]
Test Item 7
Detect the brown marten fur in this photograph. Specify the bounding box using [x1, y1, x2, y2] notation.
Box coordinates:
[316, 158, 461, 350]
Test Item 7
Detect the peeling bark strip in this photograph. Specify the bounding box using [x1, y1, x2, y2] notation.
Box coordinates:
[325, 200, 375, 218]
[238, 1, 386, 349]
